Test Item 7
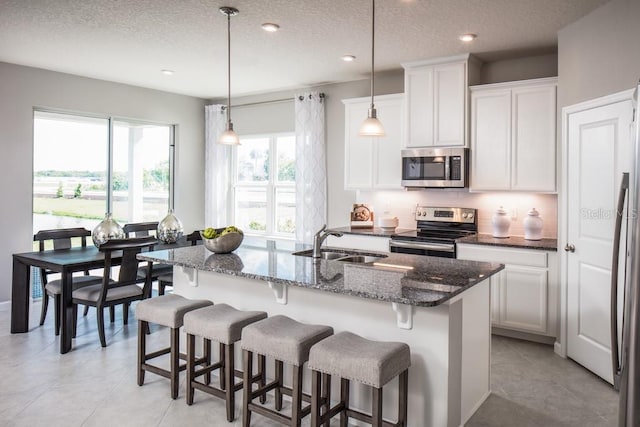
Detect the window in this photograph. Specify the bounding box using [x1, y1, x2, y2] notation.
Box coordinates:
[232, 134, 296, 238]
[32, 111, 174, 235]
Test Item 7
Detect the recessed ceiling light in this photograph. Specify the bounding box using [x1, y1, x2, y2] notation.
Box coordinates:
[342, 55, 356, 62]
[261, 23, 280, 32]
[459, 33, 477, 42]
[161, 69, 174, 76]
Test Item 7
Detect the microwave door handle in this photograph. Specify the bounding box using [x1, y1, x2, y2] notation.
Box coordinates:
[611, 172, 629, 390]
[445, 157, 451, 180]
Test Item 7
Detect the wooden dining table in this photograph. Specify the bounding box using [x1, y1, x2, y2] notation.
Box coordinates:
[11, 239, 186, 354]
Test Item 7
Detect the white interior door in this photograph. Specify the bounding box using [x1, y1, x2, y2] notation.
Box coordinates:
[566, 97, 633, 383]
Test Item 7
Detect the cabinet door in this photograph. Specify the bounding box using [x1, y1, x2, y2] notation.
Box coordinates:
[511, 85, 557, 191]
[373, 98, 404, 189]
[434, 62, 466, 146]
[405, 67, 434, 147]
[344, 101, 374, 189]
[470, 89, 511, 190]
[500, 265, 548, 333]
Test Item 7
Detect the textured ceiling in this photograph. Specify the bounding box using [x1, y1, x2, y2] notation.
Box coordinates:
[0, 0, 608, 99]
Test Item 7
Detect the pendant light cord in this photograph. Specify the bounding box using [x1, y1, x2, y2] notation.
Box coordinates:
[226, 11, 232, 127]
[370, 0, 375, 110]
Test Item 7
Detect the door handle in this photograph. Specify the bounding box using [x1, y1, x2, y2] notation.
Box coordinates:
[564, 244, 575, 253]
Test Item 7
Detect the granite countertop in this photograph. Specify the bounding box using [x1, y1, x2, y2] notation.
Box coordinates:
[456, 234, 558, 251]
[139, 241, 504, 308]
[329, 226, 417, 237]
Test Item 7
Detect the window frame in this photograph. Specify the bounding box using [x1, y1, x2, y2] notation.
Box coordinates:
[231, 132, 296, 240]
[32, 108, 177, 223]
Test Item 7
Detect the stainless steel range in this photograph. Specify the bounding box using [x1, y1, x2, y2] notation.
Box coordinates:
[390, 206, 477, 258]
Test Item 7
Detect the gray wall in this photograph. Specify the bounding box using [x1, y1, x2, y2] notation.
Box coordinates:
[558, 0, 640, 109]
[0, 62, 206, 303]
[480, 54, 558, 85]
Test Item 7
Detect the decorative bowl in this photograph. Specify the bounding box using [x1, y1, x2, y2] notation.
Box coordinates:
[200, 228, 244, 253]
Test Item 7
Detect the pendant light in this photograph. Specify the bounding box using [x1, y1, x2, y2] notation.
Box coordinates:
[359, 0, 385, 137]
[217, 6, 240, 145]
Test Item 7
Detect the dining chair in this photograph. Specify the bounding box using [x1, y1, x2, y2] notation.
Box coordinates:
[34, 228, 103, 336]
[123, 221, 173, 285]
[157, 230, 203, 295]
[72, 236, 157, 347]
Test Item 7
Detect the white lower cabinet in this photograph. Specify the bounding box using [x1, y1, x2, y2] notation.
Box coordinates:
[457, 243, 557, 337]
[325, 234, 390, 253]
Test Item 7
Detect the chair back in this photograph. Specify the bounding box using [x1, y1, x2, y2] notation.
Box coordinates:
[33, 228, 92, 285]
[123, 222, 159, 238]
[186, 230, 203, 246]
[98, 236, 157, 304]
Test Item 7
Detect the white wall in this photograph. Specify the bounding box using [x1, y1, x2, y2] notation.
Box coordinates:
[0, 62, 206, 303]
[558, 0, 640, 109]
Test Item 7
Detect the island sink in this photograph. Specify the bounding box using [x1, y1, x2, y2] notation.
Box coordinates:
[292, 248, 387, 264]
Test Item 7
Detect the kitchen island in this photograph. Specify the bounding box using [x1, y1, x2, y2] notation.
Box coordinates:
[139, 240, 503, 427]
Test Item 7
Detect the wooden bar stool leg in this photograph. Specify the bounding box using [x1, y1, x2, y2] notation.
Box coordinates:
[322, 373, 331, 427]
[340, 378, 349, 427]
[398, 369, 408, 427]
[372, 386, 383, 427]
[170, 327, 180, 399]
[275, 359, 284, 411]
[186, 333, 195, 405]
[109, 305, 115, 323]
[123, 302, 129, 325]
[137, 320, 146, 386]
[203, 339, 211, 385]
[311, 370, 322, 427]
[292, 365, 304, 427]
[258, 354, 267, 404]
[54, 294, 60, 336]
[242, 350, 253, 427]
[218, 342, 225, 389]
[225, 343, 235, 422]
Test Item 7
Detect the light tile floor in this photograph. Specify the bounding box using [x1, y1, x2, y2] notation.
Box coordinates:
[0, 301, 619, 426]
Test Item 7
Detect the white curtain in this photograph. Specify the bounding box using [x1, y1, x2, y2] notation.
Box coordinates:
[204, 105, 232, 228]
[295, 91, 327, 244]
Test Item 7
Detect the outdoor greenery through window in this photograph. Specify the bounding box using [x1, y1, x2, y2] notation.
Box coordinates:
[32, 111, 174, 236]
[233, 134, 296, 238]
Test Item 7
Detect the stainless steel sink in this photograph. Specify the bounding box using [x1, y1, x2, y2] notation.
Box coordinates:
[292, 249, 386, 264]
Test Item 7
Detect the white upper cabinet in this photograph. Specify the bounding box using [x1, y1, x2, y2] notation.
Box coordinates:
[403, 54, 480, 148]
[470, 77, 557, 192]
[343, 93, 404, 190]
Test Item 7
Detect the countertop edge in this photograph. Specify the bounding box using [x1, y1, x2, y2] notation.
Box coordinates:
[456, 234, 558, 251]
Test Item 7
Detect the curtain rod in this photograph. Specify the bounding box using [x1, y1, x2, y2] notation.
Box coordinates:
[221, 92, 325, 110]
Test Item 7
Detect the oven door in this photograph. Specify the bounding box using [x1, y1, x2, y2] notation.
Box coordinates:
[389, 239, 456, 258]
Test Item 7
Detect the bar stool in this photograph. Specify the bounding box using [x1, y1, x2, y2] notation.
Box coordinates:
[183, 304, 268, 421]
[241, 315, 334, 427]
[135, 294, 213, 399]
[308, 331, 411, 427]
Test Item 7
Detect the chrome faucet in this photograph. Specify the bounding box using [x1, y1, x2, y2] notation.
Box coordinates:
[312, 225, 343, 258]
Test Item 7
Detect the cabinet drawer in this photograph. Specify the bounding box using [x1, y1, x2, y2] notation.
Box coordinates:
[457, 244, 547, 268]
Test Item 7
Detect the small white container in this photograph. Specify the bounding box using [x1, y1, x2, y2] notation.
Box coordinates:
[524, 208, 543, 241]
[492, 207, 511, 238]
[377, 216, 399, 230]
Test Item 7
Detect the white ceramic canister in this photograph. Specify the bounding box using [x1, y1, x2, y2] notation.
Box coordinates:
[524, 208, 544, 240]
[492, 207, 511, 238]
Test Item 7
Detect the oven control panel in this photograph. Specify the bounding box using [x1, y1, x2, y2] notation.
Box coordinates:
[415, 207, 476, 224]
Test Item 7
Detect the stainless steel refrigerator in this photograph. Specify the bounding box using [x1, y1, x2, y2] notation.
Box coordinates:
[613, 82, 640, 426]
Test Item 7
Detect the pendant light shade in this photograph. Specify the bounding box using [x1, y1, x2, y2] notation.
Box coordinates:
[359, 0, 385, 137]
[217, 6, 240, 146]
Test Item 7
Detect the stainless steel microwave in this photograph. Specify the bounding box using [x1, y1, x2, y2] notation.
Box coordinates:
[401, 147, 468, 188]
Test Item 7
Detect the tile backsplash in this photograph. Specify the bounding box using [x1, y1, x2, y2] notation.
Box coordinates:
[356, 189, 558, 238]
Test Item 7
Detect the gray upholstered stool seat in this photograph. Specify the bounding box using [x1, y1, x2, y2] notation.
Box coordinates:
[308, 331, 411, 427]
[308, 331, 411, 388]
[136, 294, 211, 328]
[135, 295, 213, 400]
[241, 315, 333, 426]
[184, 303, 267, 344]
[182, 304, 268, 422]
[241, 315, 334, 366]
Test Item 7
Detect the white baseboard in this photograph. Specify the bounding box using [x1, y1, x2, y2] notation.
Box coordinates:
[461, 390, 491, 427]
[554, 341, 566, 358]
